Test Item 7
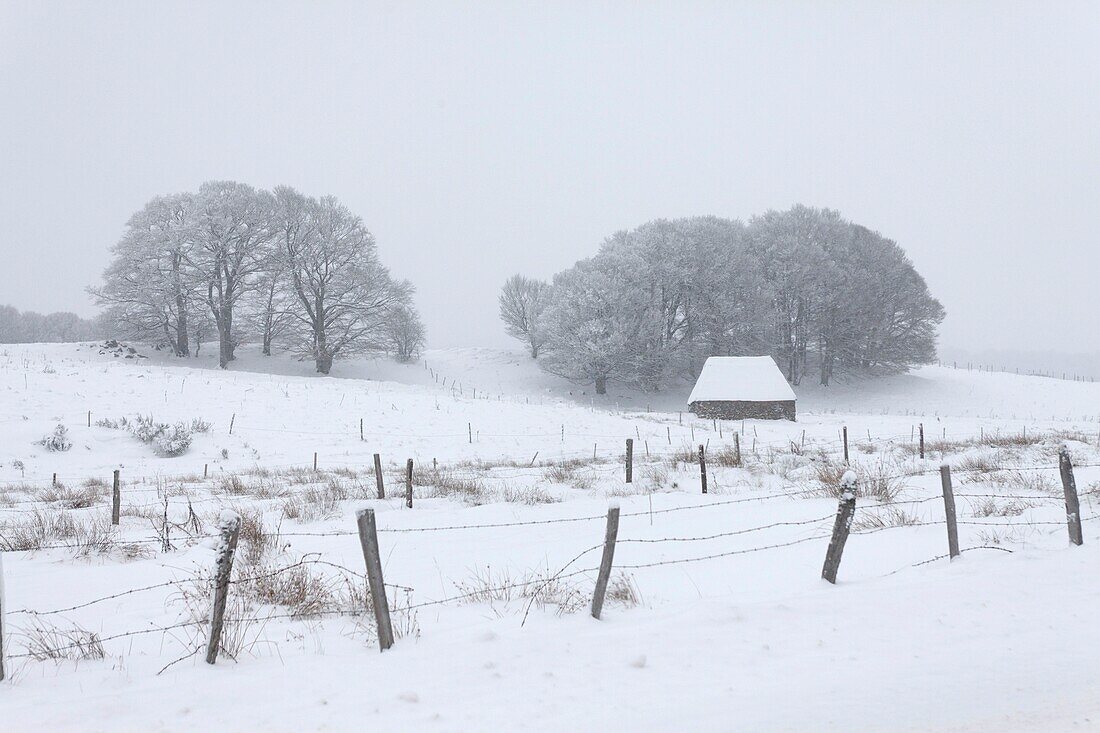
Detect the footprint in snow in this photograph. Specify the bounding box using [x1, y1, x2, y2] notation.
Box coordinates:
[398, 692, 420, 704]
[630, 655, 647, 669]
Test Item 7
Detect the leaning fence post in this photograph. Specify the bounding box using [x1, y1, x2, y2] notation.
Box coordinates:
[625, 438, 633, 483]
[373, 453, 384, 499]
[405, 459, 414, 509]
[698, 444, 707, 494]
[940, 464, 960, 559]
[111, 469, 121, 525]
[1059, 446, 1083, 546]
[206, 510, 241, 664]
[590, 503, 621, 620]
[356, 508, 395, 650]
[821, 472, 857, 584]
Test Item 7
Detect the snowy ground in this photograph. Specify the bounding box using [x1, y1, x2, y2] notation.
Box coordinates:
[2, 343, 1100, 732]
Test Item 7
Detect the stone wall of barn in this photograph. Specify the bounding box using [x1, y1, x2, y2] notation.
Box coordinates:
[688, 400, 796, 421]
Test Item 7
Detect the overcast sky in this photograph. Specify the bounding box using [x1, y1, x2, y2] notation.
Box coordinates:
[1, 1, 1097, 353]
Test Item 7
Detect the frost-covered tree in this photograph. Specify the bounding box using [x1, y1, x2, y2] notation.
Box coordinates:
[386, 301, 426, 362]
[538, 259, 633, 395]
[747, 205, 845, 385]
[498, 274, 550, 358]
[523, 206, 944, 393]
[189, 181, 277, 368]
[276, 187, 411, 374]
[248, 245, 295, 356]
[0, 306, 101, 343]
[90, 193, 199, 355]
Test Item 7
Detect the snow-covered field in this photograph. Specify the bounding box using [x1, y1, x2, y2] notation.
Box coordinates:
[2, 343, 1100, 732]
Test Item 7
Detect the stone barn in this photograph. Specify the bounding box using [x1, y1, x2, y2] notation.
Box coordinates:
[687, 356, 796, 421]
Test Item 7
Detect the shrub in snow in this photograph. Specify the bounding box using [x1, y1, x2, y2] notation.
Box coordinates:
[154, 423, 192, 457]
[39, 424, 72, 452]
[129, 415, 167, 444]
[189, 418, 211, 434]
[95, 416, 130, 430]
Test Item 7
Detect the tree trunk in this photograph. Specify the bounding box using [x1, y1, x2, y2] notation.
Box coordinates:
[316, 351, 333, 374]
[218, 328, 232, 369]
[175, 304, 190, 358]
[595, 375, 607, 395]
[216, 305, 235, 368]
[172, 255, 189, 357]
[262, 326, 272, 356]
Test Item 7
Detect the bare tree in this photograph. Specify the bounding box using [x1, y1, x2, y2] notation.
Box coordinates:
[498, 274, 549, 358]
[277, 188, 409, 374]
[386, 301, 426, 362]
[249, 250, 295, 356]
[189, 181, 276, 368]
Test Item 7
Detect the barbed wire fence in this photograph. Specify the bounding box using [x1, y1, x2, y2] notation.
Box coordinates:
[0, 434, 1095, 680]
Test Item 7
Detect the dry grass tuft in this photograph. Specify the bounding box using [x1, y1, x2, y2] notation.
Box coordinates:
[451, 567, 640, 616]
[852, 506, 922, 531]
[967, 497, 1036, 518]
[36, 482, 103, 509]
[17, 620, 106, 661]
[502, 485, 559, 504]
[709, 444, 743, 467]
[415, 466, 488, 503]
[0, 509, 117, 554]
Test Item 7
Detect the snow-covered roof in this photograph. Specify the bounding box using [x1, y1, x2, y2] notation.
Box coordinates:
[687, 356, 796, 404]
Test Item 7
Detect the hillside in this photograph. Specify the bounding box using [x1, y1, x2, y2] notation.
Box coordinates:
[1, 342, 1099, 732]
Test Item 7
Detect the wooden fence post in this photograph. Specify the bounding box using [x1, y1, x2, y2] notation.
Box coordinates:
[205, 511, 241, 664]
[842, 426, 849, 465]
[821, 472, 857, 584]
[698, 444, 707, 494]
[919, 423, 925, 460]
[590, 503, 621, 620]
[405, 459, 414, 509]
[625, 438, 633, 483]
[940, 464, 960, 559]
[356, 508, 394, 650]
[374, 453, 384, 499]
[111, 469, 120, 526]
[360, 418, 364, 441]
[468, 422, 472, 444]
[313, 452, 318, 471]
[733, 432, 741, 466]
[228, 413, 235, 435]
[1059, 446, 1083, 546]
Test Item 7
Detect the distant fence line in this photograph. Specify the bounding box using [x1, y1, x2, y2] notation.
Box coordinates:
[3, 421, 1100, 491]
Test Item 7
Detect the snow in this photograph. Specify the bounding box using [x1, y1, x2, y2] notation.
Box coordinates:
[687, 356, 796, 404]
[1, 342, 1100, 731]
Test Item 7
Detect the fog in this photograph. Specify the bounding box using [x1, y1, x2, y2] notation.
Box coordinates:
[1, 1, 1097, 353]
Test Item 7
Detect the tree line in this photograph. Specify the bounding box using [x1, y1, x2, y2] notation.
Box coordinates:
[0, 305, 102, 344]
[91, 181, 424, 373]
[500, 205, 945, 394]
